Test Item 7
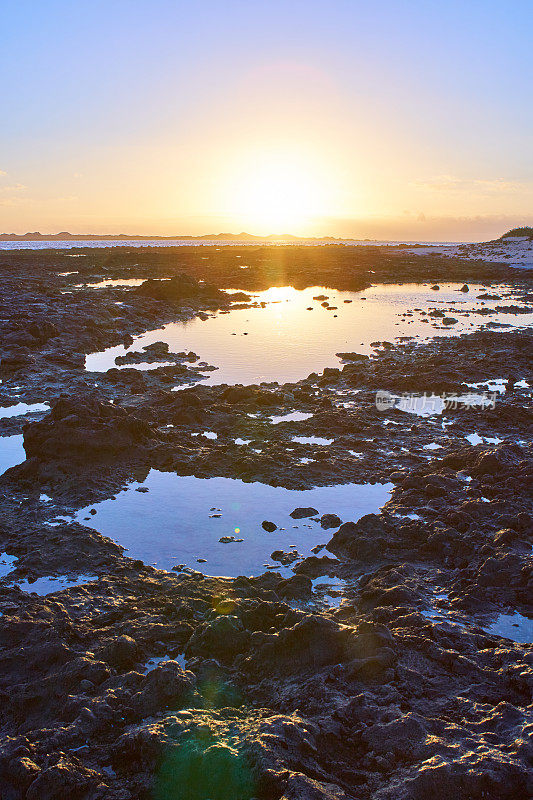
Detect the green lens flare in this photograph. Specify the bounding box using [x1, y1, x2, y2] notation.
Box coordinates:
[154, 733, 255, 800]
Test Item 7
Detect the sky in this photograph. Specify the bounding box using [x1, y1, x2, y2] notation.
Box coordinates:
[1, 0, 532, 240]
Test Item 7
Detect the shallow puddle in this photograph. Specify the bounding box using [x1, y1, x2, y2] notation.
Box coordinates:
[381, 392, 498, 417]
[270, 412, 313, 424]
[292, 436, 333, 446]
[0, 435, 25, 474]
[76, 278, 148, 288]
[312, 575, 347, 608]
[74, 470, 392, 577]
[0, 402, 49, 419]
[466, 379, 507, 394]
[484, 612, 533, 644]
[422, 594, 533, 645]
[9, 574, 98, 595]
[0, 552, 17, 578]
[85, 283, 532, 385]
[465, 433, 504, 446]
[142, 654, 187, 672]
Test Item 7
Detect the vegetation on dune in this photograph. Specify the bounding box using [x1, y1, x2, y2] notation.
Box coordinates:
[501, 226, 533, 239]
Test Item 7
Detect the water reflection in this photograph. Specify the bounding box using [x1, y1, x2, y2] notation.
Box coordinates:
[85, 283, 532, 385]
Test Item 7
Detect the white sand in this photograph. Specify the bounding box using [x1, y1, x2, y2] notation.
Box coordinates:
[406, 235, 533, 270]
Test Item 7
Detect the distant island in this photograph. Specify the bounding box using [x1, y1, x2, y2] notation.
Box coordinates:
[0, 231, 342, 243]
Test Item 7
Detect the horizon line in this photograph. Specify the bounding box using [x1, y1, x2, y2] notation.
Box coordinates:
[0, 229, 514, 244]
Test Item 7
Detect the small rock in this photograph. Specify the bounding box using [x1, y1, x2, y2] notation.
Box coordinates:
[290, 507, 319, 519]
[262, 520, 277, 532]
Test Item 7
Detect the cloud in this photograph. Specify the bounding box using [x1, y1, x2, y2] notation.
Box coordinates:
[321, 213, 533, 242]
[0, 183, 27, 193]
[0, 169, 7, 177]
[412, 175, 524, 194]
[0, 197, 30, 207]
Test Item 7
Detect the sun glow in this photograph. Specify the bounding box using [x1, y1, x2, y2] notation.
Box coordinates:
[220, 148, 336, 235]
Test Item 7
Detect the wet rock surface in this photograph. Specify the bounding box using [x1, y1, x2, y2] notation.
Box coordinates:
[0, 246, 532, 799]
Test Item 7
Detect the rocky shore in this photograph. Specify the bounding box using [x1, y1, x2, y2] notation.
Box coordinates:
[0, 245, 531, 799]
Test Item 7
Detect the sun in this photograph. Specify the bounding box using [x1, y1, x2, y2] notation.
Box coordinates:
[220, 147, 334, 235]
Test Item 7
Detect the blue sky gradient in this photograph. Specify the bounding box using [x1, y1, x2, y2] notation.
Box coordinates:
[1, 0, 532, 238]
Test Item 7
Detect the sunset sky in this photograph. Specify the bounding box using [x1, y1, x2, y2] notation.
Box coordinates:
[1, 0, 532, 240]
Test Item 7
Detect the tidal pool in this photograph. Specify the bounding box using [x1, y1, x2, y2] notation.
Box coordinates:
[75, 470, 392, 577]
[85, 283, 532, 385]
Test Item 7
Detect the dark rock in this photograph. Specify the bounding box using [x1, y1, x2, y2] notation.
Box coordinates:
[277, 574, 312, 598]
[320, 513, 342, 529]
[271, 550, 299, 566]
[28, 320, 60, 343]
[98, 635, 138, 669]
[185, 615, 251, 662]
[327, 514, 389, 561]
[131, 661, 195, 715]
[23, 396, 153, 461]
[135, 273, 226, 307]
[362, 713, 427, 758]
[26, 759, 97, 800]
